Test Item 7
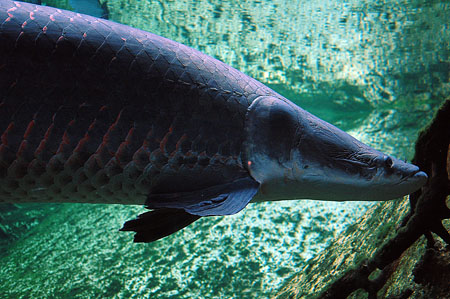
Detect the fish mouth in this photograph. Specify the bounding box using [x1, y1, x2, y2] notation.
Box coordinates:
[411, 170, 428, 182]
[401, 170, 428, 186]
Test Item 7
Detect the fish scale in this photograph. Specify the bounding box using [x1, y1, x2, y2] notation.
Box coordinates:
[0, 0, 269, 204]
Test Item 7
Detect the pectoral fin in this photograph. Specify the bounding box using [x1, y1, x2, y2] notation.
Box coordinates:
[145, 177, 260, 216]
[121, 177, 259, 242]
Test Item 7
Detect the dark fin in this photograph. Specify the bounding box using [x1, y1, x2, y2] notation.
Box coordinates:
[120, 208, 200, 243]
[146, 177, 260, 216]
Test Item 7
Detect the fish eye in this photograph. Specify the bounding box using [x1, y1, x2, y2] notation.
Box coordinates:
[384, 156, 393, 168]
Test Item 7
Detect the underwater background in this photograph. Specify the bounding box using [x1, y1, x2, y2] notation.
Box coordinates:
[0, 0, 449, 298]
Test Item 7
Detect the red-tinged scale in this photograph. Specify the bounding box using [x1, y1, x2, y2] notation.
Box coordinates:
[28, 159, 46, 177]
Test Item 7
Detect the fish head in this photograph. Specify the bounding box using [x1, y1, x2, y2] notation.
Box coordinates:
[244, 96, 428, 202]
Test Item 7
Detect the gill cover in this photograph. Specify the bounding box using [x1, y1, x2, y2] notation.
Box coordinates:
[243, 96, 300, 186]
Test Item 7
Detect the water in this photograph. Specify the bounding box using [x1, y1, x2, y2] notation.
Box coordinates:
[0, 0, 448, 298]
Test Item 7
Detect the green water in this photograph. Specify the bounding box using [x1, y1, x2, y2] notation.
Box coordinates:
[1, 0, 449, 298]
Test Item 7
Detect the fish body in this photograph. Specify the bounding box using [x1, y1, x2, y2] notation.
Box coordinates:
[0, 0, 258, 206]
[0, 0, 426, 241]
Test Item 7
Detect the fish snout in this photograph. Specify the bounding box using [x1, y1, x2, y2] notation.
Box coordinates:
[407, 170, 428, 187]
[381, 156, 428, 195]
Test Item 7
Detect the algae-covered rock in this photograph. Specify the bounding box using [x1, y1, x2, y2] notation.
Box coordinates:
[275, 199, 410, 298]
